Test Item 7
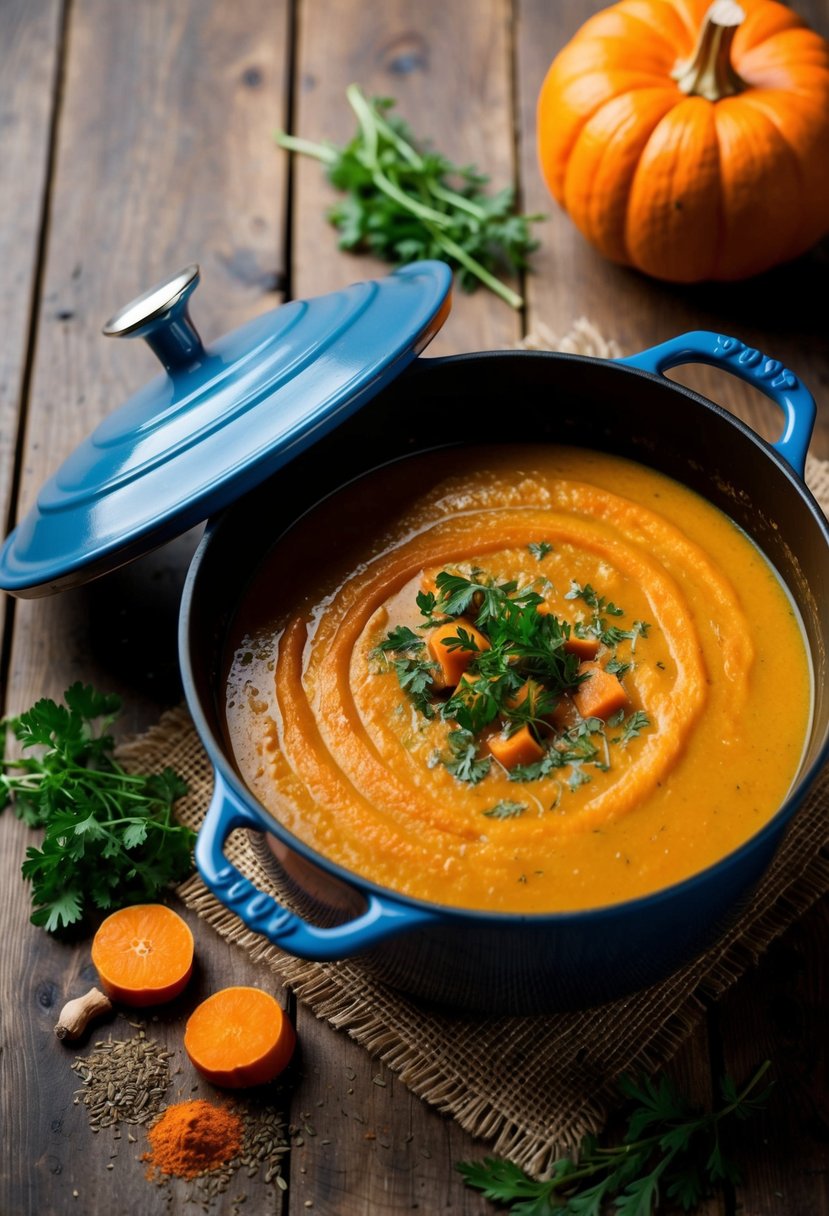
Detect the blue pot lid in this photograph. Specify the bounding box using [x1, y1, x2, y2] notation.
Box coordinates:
[0, 260, 452, 597]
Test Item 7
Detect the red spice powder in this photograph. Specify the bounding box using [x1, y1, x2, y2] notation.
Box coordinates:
[143, 1098, 244, 1179]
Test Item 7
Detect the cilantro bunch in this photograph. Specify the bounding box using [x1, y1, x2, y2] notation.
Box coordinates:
[458, 1061, 773, 1214]
[0, 684, 194, 931]
[276, 84, 545, 308]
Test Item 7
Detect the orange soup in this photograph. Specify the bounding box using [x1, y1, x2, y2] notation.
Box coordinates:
[224, 445, 811, 913]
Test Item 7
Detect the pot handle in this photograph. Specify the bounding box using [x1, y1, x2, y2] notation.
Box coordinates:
[617, 331, 816, 477]
[194, 771, 439, 959]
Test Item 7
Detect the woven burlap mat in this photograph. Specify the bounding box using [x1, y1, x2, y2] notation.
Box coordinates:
[117, 321, 829, 1177]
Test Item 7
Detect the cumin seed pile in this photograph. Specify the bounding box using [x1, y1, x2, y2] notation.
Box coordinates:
[71, 1028, 172, 1131]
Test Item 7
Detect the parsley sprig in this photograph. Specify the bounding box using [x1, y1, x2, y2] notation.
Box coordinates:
[0, 684, 193, 932]
[458, 1060, 773, 1214]
[275, 85, 545, 308]
[378, 565, 651, 788]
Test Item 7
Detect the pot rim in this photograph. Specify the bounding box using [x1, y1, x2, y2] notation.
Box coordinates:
[180, 347, 829, 927]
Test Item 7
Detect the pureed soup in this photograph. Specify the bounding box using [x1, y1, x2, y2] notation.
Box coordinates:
[224, 444, 811, 914]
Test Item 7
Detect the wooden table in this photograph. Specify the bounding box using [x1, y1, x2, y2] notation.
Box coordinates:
[2, 2, 828, 1212]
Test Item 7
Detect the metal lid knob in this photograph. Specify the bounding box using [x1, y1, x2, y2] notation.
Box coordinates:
[102, 264, 205, 373]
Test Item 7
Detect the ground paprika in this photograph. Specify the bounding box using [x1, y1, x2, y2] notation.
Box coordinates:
[143, 1098, 244, 1179]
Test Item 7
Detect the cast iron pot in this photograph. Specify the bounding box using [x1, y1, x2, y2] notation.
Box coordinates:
[185, 332, 829, 1015]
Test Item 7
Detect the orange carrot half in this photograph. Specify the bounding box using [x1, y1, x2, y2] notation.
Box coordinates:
[185, 987, 296, 1089]
[91, 904, 194, 1007]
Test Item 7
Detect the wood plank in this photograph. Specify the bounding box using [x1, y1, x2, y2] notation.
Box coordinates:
[0, 0, 63, 663]
[0, 2, 291, 1213]
[714, 901, 829, 1216]
[286, 1024, 494, 1215]
[517, 0, 829, 459]
[289, 0, 521, 357]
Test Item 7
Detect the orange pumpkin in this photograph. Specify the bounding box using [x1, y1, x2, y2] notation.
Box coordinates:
[536, 0, 829, 282]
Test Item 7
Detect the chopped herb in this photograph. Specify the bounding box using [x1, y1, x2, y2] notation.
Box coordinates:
[565, 581, 624, 616]
[374, 624, 424, 654]
[458, 1060, 773, 1215]
[275, 86, 545, 309]
[566, 765, 591, 791]
[377, 564, 651, 784]
[440, 626, 483, 655]
[528, 541, 553, 560]
[482, 800, 527, 820]
[391, 657, 437, 717]
[0, 685, 192, 932]
[617, 710, 651, 746]
[442, 729, 491, 785]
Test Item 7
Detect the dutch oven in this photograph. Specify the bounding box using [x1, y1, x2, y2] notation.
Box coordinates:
[1, 261, 827, 1015]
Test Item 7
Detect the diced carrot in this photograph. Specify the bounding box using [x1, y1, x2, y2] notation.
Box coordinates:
[427, 618, 490, 689]
[572, 661, 629, 721]
[487, 725, 545, 769]
[564, 633, 600, 660]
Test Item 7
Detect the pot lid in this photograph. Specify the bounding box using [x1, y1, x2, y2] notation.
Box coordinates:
[0, 260, 452, 597]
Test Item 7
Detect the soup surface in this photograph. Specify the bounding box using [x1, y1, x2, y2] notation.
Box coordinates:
[225, 445, 810, 913]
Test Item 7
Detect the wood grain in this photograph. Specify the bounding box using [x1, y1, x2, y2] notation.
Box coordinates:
[0, 2, 292, 1214]
[0, 0, 63, 666]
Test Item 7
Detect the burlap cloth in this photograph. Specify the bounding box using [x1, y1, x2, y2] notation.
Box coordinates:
[117, 320, 829, 1177]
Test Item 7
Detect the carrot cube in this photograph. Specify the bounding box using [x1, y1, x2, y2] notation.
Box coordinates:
[487, 725, 545, 769]
[427, 618, 490, 689]
[564, 633, 600, 660]
[572, 661, 629, 721]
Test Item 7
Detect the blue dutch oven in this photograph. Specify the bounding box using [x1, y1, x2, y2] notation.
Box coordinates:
[2, 262, 827, 1013]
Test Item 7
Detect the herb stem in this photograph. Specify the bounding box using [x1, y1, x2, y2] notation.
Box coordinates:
[424, 222, 523, 308]
[273, 131, 338, 164]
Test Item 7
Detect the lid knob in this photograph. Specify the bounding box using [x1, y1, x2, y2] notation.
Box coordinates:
[102, 264, 206, 373]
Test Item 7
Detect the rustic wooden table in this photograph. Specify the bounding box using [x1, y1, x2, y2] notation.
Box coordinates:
[2, 2, 828, 1213]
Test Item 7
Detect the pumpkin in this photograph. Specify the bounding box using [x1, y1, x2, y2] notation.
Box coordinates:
[536, 0, 829, 282]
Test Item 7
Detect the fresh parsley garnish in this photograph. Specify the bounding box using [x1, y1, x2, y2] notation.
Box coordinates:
[275, 85, 545, 308]
[374, 624, 424, 653]
[565, 581, 624, 616]
[0, 684, 193, 932]
[378, 565, 652, 787]
[528, 541, 553, 561]
[617, 710, 651, 746]
[482, 800, 527, 820]
[391, 657, 437, 717]
[458, 1060, 773, 1215]
[442, 729, 492, 785]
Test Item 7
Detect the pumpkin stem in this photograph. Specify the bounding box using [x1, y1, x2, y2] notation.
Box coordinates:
[672, 0, 747, 101]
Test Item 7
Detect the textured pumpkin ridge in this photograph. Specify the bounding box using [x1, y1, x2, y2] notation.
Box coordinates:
[537, 0, 829, 281]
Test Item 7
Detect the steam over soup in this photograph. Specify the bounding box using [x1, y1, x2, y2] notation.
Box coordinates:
[224, 445, 811, 913]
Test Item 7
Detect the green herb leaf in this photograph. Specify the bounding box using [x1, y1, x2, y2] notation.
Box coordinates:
[392, 656, 437, 717]
[528, 541, 553, 561]
[442, 729, 492, 785]
[618, 710, 651, 746]
[1, 685, 194, 931]
[482, 800, 527, 820]
[375, 624, 424, 653]
[276, 87, 545, 308]
[458, 1061, 773, 1215]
